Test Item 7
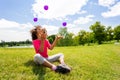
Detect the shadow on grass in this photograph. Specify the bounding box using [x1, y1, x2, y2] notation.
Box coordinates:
[24, 59, 46, 80]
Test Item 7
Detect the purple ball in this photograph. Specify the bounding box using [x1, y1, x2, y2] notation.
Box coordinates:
[62, 22, 67, 26]
[44, 5, 48, 10]
[33, 18, 38, 22]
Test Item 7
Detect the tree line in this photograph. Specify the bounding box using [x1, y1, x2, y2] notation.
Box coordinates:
[49, 21, 120, 46]
[0, 21, 120, 47]
[0, 39, 32, 47]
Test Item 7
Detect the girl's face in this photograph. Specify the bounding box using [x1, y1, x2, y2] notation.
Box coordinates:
[41, 28, 47, 39]
[36, 26, 41, 35]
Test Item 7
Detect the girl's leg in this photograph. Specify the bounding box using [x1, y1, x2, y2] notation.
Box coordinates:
[47, 53, 65, 64]
[34, 54, 56, 70]
[34, 54, 71, 74]
[47, 53, 71, 72]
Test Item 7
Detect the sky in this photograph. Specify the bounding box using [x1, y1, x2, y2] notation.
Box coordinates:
[0, 0, 120, 42]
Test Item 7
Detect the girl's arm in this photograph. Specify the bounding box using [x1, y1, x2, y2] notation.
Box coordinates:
[49, 35, 62, 50]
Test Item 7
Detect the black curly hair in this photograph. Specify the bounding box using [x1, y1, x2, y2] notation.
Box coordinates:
[30, 25, 42, 40]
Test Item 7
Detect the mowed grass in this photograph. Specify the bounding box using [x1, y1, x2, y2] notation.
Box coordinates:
[0, 44, 120, 80]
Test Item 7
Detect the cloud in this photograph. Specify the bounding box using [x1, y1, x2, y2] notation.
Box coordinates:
[32, 0, 88, 19]
[0, 19, 33, 41]
[42, 24, 59, 35]
[41, 15, 94, 35]
[73, 15, 94, 25]
[0, 19, 20, 29]
[67, 24, 82, 35]
[76, 10, 87, 15]
[0, 19, 59, 41]
[68, 15, 94, 34]
[31, 0, 93, 36]
[0, 19, 33, 29]
[101, 2, 120, 18]
[98, 0, 120, 18]
[98, 0, 116, 7]
[0, 14, 94, 42]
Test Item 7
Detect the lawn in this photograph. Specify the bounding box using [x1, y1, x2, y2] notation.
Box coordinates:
[0, 44, 120, 80]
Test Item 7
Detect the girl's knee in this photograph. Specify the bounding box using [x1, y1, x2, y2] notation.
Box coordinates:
[58, 53, 64, 58]
[34, 54, 40, 57]
[34, 54, 45, 64]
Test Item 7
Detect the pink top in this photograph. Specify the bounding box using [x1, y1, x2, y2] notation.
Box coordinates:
[32, 39, 51, 58]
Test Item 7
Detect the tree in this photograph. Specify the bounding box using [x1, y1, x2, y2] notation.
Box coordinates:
[84, 32, 94, 46]
[47, 35, 56, 44]
[58, 27, 68, 38]
[25, 39, 32, 44]
[90, 21, 106, 44]
[72, 35, 79, 46]
[78, 30, 86, 45]
[114, 25, 120, 42]
[105, 26, 114, 41]
[57, 27, 74, 46]
[0, 40, 5, 47]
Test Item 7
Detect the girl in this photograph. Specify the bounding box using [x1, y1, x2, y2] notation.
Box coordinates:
[30, 25, 71, 74]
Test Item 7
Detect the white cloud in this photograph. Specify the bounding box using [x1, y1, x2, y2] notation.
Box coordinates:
[0, 14, 94, 41]
[32, 0, 88, 19]
[0, 19, 33, 41]
[43, 15, 94, 35]
[42, 25, 59, 35]
[98, 0, 116, 7]
[73, 15, 94, 25]
[67, 24, 81, 35]
[66, 15, 94, 34]
[98, 0, 120, 18]
[76, 10, 87, 15]
[101, 2, 120, 18]
[0, 19, 20, 29]
[0, 19, 33, 29]
[0, 30, 29, 41]
[0, 19, 60, 41]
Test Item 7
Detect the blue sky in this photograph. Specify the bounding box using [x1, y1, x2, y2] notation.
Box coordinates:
[0, 0, 120, 41]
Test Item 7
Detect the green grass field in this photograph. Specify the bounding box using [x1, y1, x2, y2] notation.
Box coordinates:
[0, 44, 120, 80]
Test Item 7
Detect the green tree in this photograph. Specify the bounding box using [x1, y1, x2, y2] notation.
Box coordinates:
[72, 35, 79, 46]
[114, 25, 120, 42]
[78, 30, 86, 45]
[0, 40, 5, 47]
[57, 27, 74, 46]
[84, 32, 94, 46]
[90, 21, 106, 44]
[25, 39, 32, 44]
[105, 26, 114, 41]
[47, 35, 56, 44]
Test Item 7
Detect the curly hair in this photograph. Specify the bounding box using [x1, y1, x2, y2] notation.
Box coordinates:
[30, 25, 42, 40]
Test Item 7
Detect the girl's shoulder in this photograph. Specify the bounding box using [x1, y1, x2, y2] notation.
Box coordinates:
[33, 39, 39, 41]
[45, 39, 49, 42]
[32, 39, 40, 43]
[32, 39, 49, 43]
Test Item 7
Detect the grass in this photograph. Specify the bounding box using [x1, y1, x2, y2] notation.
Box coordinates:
[0, 44, 120, 80]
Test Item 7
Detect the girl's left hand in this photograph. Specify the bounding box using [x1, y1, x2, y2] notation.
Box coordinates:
[56, 35, 63, 40]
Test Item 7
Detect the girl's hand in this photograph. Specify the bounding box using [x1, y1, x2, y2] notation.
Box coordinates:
[56, 35, 63, 40]
[40, 28, 47, 40]
[38, 33, 41, 40]
[40, 33, 46, 40]
[37, 33, 45, 40]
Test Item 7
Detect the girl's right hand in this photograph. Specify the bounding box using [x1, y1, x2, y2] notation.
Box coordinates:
[40, 32, 46, 40]
[38, 33, 45, 40]
[37, 33, 41, 40]
[40, 34, 45, 40]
